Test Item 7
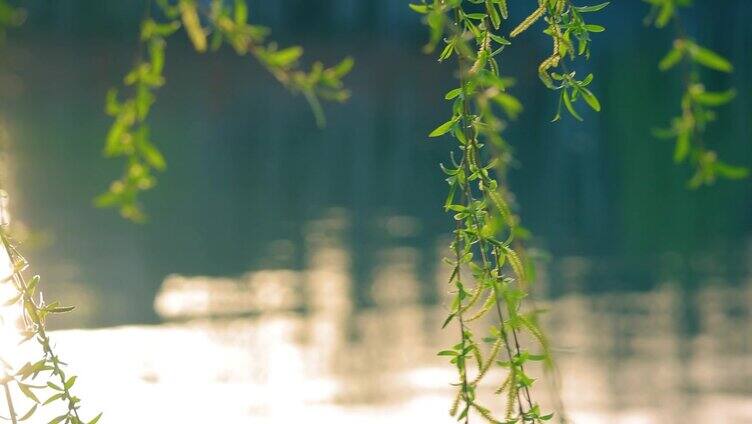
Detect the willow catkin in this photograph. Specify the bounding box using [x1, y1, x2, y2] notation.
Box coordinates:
[503, 245, 526, 283]
[485, 188, 512, 224]
[553, 29, 561, 59]
[468, 143, 481, 173]
[519, 314, 548, 348]
[458, 281, 485, 315]
[510, 3, 546, 38]
[472, 402, 498, 424]
[468, 29, 489, 75]
[472, 343, 485, 370]
[465, 290, 495, 322]
[179, 1, 207, 52]
[498, 0, 509, 19]
[505, 371, 519, 420]
[538, 54, 559, 88]
[471, 337, 503, 385]
[538, 0, 569, 88]
[550, 2, 567, 59]
[495, 371, 512, 395]
[449, 390, 462, 417]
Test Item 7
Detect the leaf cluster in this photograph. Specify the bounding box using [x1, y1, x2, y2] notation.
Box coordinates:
[95, 17, 176, 222]
[0, 230, 101, 424]
[98, 0, 354, 221]
[163, 0, 354, 126]
[646, 2, 748, 186]
[413, 2, 563, 422]
[514, 0, 608, 121]
[643, 0, 692, 28]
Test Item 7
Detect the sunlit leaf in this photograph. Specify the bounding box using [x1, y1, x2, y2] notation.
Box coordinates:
[429, 118, 458, 138]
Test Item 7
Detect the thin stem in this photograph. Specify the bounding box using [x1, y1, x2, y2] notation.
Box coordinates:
[3, 382, 17, 424]
[488, 249, 529, 415]
[453, 222, 471, 424]
[452, 9, 537, 417]
[135, 0, 153, 71]
[671, 12, 705, 152]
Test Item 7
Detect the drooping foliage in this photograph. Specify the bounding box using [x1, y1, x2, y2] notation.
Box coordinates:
[0, 2, 747, 423]
[411, 1, 607, 422]
[0, 0, 23, 40]
[645, 0, 747, 187]
[512, 0, 606, 121]
[96, 0, 354, 221]
[0, 214, 101, 424]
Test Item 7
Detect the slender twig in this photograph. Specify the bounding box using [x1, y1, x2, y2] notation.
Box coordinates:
[453, 220, 472, 424]
[2, 382, 17, 424]
[453, 10, 533, 415]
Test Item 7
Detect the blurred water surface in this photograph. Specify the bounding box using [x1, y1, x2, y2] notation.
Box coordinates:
[49, 212, 752, 423]
[0, 1, 750, 422]
[36, 210, 752, 423]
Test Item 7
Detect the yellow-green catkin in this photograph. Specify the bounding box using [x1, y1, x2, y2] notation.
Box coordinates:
[510, 3, 546, 38]
[449, 390, 462, 416]
[473, 402, 498, 424]
[471, 337, 503, 385]
[466, 291, 495, 322]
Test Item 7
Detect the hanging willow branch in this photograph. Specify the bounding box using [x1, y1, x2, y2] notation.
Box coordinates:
[644, 0, 748, 187]
[511, 0, 608, 121]
[409, 0, 607, 421]
[97, 0, 353, 221]
[0, 222, 101, 424]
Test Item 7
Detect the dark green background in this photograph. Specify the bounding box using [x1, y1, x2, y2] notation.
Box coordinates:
[3, 1, 750, 326]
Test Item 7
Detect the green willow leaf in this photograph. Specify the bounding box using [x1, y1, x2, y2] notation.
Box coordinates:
[17, 383, 39, 404]
[574, 2, 610, 13]
[693, 89, 736, 107]
[18, 404, 37, 421]
[714, 162, 749, 179]
[673, 130, 690, 163]
[179, 0, 206, 52]
[43, 393, 63, 406]
[688, 42, 733, 72]
[445, 88, 462, 100]
[585, 24, 605, 32]
[408, 3, 428, 14]
[266, 46, 303, 68]
[579, 88, 601, 112]
[429, 118, 458, 137]
[562, 90, 583, 121]
[48, 414, 67, 424]
[658, 46, 684, 71]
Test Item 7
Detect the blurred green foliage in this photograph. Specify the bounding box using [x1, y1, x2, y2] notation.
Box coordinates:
[645, 0, 748, 187]
[96, 0, 353, 222]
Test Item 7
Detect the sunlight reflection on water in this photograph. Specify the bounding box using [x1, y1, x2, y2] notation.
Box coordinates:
[40, 211, 752, 423]
[50, 283, 752, 423]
